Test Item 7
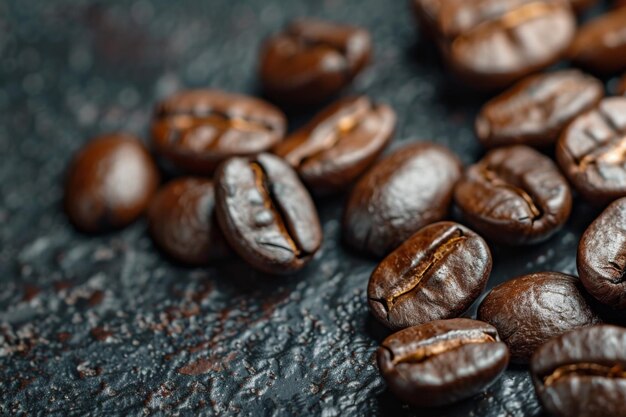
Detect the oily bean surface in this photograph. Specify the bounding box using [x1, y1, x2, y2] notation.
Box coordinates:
[343, 142, 462, 258]
[531, 325, 626, 417]
[570, 8, 626, 74]
[476, 70, 603, 149]
[147, 178, 229, 265]
[368, 221, 492, 330]
[478, 272, 602, 363]
[377, 318, 509, 408]
[454, 145, 572, 245]
[65, 133, 160, 233]
[151, 89, 286, 175]
[556, 97, 626, 205]
[215, 153, 322, 274]
[259, 19, 371, 106]
[273, 96, 395, 194]
[578, 197, 626, 310]
[413, 0, 575, 89]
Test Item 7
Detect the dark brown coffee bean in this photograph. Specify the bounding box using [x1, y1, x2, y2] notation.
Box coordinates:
[259, 19, 371, 106]
[556, 97, 626, 205]
[531, 325, 626, 417]
[147, 178, 230, 265]
[368, 222, 492, 330]
[618, 74, 626, 96]
[577, 198, 626, 310]
[273, 96, 395, 194]
[343, 142, 462, 258]
[569, 0, 598, 12]
[214, 153, 322, 274]
[65, 133, 160, 233]
[377, 318, 509, 407]
[151, 89, 286, 175]
[478, 272, 602, 363]
[476, 70, 603, 149]
[413, 0, 575, 89]
[570, 8, 626, 74]
[454, 145, 572, 245]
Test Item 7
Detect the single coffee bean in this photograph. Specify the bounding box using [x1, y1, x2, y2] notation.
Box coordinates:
[476, 70, 603, 149]
[556, 97, 626, 205]
[531, 325, 626, 417]
[377, 318, 509, 407]
[343, 142, 462, 258]
[259, 19, 371, 106]
[147, 178, 230, 265]
[65, 133, 160, 233]
[577, 197, 626, 310]
[454, 145, 572, 245]
[151, 89, 286, 175]
[214, 153, 322, 274]
[413, 0, 575, 89]
[618, 74, 626, 96]
[273, 96, 396, 194]
[570, 8, 626, 74]
[478, 272, 602, 363]
[368, 222, 492, 330]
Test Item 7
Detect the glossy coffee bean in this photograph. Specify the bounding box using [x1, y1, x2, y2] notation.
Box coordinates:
[478, 272, 602, 363]
[377, 318, 509, 407]
[556, 97, 626, 205]
[259, 19, 371, 106]
[414, 0, 575, 89]
[577, 198, 626, 310]
[65, 133, 160, 233]
[570, 8, 626, 74]
[214, 153, 322, 274]
[476, 70, 603, 149]
[368, 222, 492, 330]
[147, 178, 230, 265]
[531, 325, 626, 417]
[454, 145, 572, 245]
[343, 142, 462, 258]
[151, 89, 286, 175]
[273, 96, 396, 194]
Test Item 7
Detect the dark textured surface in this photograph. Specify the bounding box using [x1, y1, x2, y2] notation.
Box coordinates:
[0, 1, 616, 416]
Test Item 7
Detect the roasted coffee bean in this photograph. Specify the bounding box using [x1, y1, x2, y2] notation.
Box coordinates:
[413, 0, 575, 89]
[531, 325, 626, 417]
[147, 178, 230, 265]
[368, 222, 492, 330]
[65, 133, 160, 233]
[478, 272, 602, 363]
[214, 153, 322, 274]
[569, 0, 598, 12]
[454, 145, 572, 245]
[556, 97, 626, 205]
[577, 198, 626, 310]
[259, 19, 371, 106]
[343, 142, 462, 258]
[273, 96, 395, 194]
[377, 318, 509, 407]
[570, 8, 626, 74]
[151, 89, 286, 175]
[476, 70, 603, 149]
[618, 74, 626, 96]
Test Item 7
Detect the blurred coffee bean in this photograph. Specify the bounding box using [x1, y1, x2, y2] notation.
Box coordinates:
[151, 89, 286, 175]
[215, 153, 322, 274]
[377, 318, 509, 407]
[569, 0, 598, 12]
[343, 142, 462, 258]
[478, 272, 602, 363]
[476, 70, 603, 149]
[65, 133, 159, 233]
[618, 74, 626, 95]
[368, 222, 492, 330]
[556, 97, 626, 205]
[259, 19, 371, 106]
[273, 96, 395, 194]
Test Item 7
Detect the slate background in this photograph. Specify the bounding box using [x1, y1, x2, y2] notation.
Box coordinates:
[0, 0, 618, 416]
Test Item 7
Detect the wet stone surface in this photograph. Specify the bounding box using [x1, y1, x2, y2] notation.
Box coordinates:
[0, 0, 612, 415]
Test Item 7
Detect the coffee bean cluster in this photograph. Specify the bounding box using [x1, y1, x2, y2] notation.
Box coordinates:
[64, 3, 626, 416]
